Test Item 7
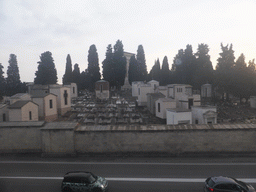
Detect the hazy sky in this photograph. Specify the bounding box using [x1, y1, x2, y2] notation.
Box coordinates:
[1, 0, 256, 83]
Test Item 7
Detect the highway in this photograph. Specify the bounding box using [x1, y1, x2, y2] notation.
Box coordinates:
[0, 156, 256, 192]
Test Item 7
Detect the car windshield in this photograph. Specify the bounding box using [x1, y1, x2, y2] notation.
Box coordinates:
[88, 175, 97, 183]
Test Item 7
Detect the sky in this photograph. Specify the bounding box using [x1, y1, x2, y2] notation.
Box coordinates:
[1, 0, 256, 83]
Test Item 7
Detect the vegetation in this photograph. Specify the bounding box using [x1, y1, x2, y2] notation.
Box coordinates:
[0, 63, 6, 98]
[1, 41, 256, 102]
[87, 44, 101, 91]
[34, 51, 58, 85]
[5, 54, 26, 96]
[62, 54, 73, 85]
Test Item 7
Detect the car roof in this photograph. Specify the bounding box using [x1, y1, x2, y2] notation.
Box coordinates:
[64, 171, 93, 178]
[211, 176, 237, 184]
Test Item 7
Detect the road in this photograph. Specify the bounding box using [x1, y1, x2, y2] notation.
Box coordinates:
[0, 155, 256, 192]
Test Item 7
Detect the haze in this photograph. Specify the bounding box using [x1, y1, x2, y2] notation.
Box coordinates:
[1, 0, 256, 83]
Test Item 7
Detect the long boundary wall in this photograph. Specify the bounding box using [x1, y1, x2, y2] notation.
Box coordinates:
[75, 127, 256, 154]
[1, 123, 256, 155]
[0, 122, 44, 153]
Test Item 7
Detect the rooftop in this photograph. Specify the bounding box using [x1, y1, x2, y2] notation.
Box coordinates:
[10, 93, 30, 99]
[8, 100, 38, 109]
[167, 108, 191, 112]
[31, 93, 56, 98]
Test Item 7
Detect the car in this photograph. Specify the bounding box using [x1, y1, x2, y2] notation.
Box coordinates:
[61, 171, 108, 192]
[204, 176, 255, 192]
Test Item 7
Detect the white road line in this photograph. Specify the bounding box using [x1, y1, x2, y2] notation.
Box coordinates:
[0, 177, 256, 183]
[1, 161, 256, 166]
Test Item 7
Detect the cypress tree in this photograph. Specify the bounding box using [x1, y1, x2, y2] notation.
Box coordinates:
[172, 49, 184, 84]
[183, 45, 197, 85]
[128, 55, 138, 84]
[0, 63, 6, 98]
[112, 40, 126, 89]
[87, 44, 101, 91]
[136, 45, 147, 81]
[34, 51, 58, 85]
[6, 54, 22, 96]
[80, 69, 90, 90]
[160, 56, 170, 85]
[149, 59, 161, 82]
[102, 44, 114, 85]
[72, 63, 81, 90]
[63, 54, 73, 84]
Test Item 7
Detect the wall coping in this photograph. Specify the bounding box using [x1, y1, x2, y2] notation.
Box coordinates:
[40, 122, 78, 130]
[0, 121, 45, 128]
[76, 123, 256, 132]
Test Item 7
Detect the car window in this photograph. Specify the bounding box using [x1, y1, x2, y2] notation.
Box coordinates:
[215, 184, 230, 190]
[231, 184, 240, 190]
[88, 175, 96, 183]
[81, 178, 89, 184]
[208, 179, 215, 187]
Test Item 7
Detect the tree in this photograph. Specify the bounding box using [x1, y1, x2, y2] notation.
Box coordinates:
[182, 45, 197, 86]
[34, 51, 58, 85]
[136, 45, 147, 81]
[0, 63, 6, 98]
[102, 44, 113, 84]
[232, 54, 251, 102]
[172, 49, 184, 84]
[128, 55, 138, 84]
[72, 63, 81, 90]
[149, 59, 161, 81]
[6, 54, 22, 96]
[62, 54, 73, 85]
[215, 43, 235, 100]
[194, 43, 213, 89]
[87, 44, 101, 91]
[80, 69, 90, 90]
[160, 56, 170, 85]
[247, 59, 256, 97]
[112, 40, 126, 89]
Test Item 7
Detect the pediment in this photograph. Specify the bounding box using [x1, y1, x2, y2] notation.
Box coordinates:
[203, 110, 217, 118]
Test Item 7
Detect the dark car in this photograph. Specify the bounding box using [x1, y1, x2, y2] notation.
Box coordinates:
[204, 176, 255, 192]
[61, 171, 108, 192]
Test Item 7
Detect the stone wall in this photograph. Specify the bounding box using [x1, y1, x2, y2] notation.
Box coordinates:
[75, 128, 256, 154]
[0, 122, 44, 153]
[1, 122, 256, 155]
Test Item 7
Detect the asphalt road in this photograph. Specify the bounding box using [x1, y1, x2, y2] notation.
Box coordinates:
[0, 155, 256, 192]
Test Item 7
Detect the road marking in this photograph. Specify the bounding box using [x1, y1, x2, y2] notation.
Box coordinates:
[1, 161, 256, 166]
[0, 177, 256, 183]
